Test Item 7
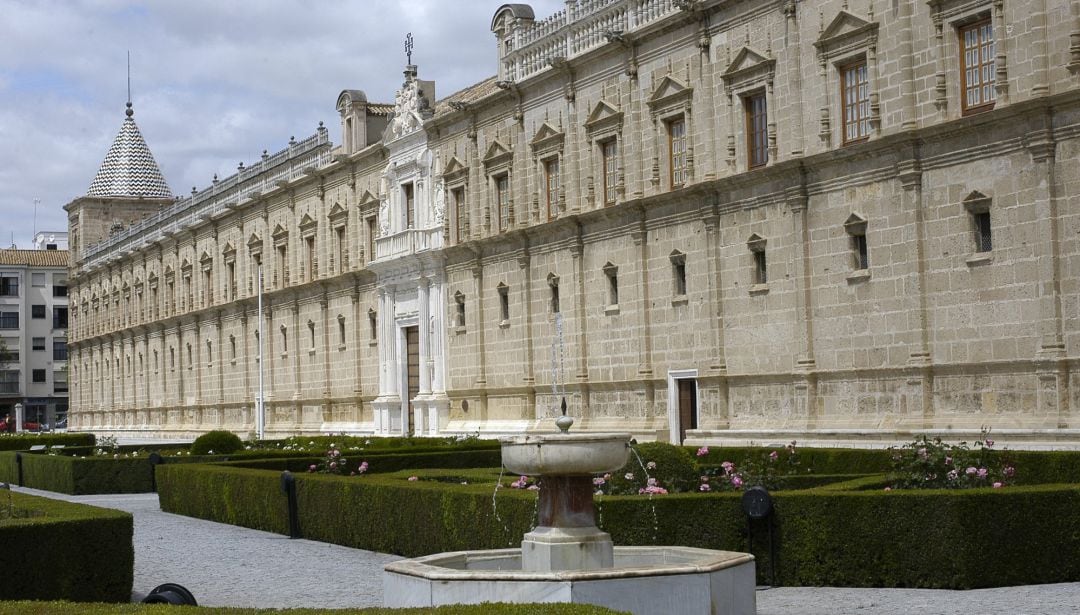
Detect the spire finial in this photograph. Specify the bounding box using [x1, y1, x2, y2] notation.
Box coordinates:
[125, 51, 133, 118]
[405, 32, 414, 65]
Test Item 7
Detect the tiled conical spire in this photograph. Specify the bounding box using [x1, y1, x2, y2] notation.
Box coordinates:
[87, 102, 172, 199]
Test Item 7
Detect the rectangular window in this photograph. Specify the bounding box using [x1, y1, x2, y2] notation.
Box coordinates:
[455, 293, 466, 328]
[602, 139, 618, 206]
[0, 312, 19, 329]
[53, 307, 68, 329]
[960, 19, 996, 115]
[277, 245, 288, 287]
[544, 158, 560, 220]
[227, 262, 236, 299]
[974, 211, 992, 252]
[204, 270, 212, 306]
[550, 279, 560, 314]
[0, 370, 18, 394]
[745, 92, 768, 168]
[453, 188, 467, 243]
[841, 60, 870, 143]
[604, 265, 619, 306]
[54, 371, 68, 393]
[672, 255, 687, 296]
[368, 310, 377, 340]
[853, 233, 869, 270]
[753, 250, 768, 284]
[336, 226, 347, 273]
[668, 117, 686, 187]
[53, 284, 68, 297]
[1, 347, 18, 362]
[32, 337, 45, 351]
[404, 182, 416, 229]
[53, 340, 68, 361]
[366, 216, 377, 263]
[0, 275, 18, 297]
[498, 285, 510, 323]
[305, 236, 316, 281]
[32, 369, 46, 383]
[496, 174, 510, 232]
[338, 317, 346, 346]
[31, 305, 46, 319]
[31, 273, 46, 287]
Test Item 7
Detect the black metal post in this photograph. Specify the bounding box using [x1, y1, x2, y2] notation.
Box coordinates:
[280, 471, 300, 538]
[148, 452, 163, 493]
[14, 452, 23, 487]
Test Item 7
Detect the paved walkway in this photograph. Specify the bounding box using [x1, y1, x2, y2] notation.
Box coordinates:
[12, 487, 1080, 613]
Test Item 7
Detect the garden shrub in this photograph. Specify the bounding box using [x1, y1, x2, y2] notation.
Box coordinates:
[190, 430, 244, 455]
[0, 491, 133, 602]
[886, 433, 1014, 489]
[0, 602, 626, 614]
[0, 432, 95, 451]
[157, 455, 1080, 589]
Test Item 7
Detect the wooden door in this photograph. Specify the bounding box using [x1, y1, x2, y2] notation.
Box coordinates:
[677, 379, 697, 443]
[405, 326, 419, 435]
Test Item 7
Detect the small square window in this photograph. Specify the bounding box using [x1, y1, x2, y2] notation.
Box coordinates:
[32, 337, 46, 351]
[32, 369, 46, 383]
[974, 211, 992, 253]
[31, 273, 46, 287]
[31, 305, 46, 319]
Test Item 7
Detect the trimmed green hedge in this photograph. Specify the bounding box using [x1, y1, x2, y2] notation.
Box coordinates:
[0, 491, 133, 602]
[0, 433, 95, 451]
[0, 602, 625, 614]
[223, 448, 502, 474]
[157, 459, 1080, 589]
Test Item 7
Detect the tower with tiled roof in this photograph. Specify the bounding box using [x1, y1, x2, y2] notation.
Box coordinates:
[64, 102, 175, 264]
[87, 102, 172, 199]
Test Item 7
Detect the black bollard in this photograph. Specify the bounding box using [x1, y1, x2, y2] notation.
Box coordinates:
[280, 470, 301, 538]
[742, 486, 777, 587]
[14, 452, 23, 487]
[148, 452, 163, 493]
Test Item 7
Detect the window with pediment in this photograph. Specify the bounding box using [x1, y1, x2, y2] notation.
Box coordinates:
[927, 0, 1003, 117]
[647, 75, 693, 189]
[222, 242, 237, 300]
[272, 223, 289, 288]
[482, 140, 514, 233]
[844, 213, 870, 282]
[199, 251, 213, 307]
[357, 190, 379, 263]
[442, 157, 469, 244]
[585, 99, 624, 208]
[722, 46, 776, 171]
[328, 202, 348, 274]
[299, 213, 317, 281]
[814, 10, 880, 146]
[530, 122, 564, 221]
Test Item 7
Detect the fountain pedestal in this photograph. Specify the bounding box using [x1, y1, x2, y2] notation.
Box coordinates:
[523, 474, 614, 571]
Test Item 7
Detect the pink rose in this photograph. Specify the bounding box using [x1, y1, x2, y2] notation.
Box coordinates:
[965, 467, 977, 476]
[308, 464, 317, 472]
[696, 446, 709, 457]
[992, 482, 1003, 488]
[1003, 466, 1015, 478]
[769, 451, 779, 461]
[624, 473, 634, 480]
[985, 439, 994, 448]
[699, 483, 711, 492]
[884, 487, 892, 491]
[407, 476, 419, 481]
[731, 475, 743, 488]
[976, 468, 988, 479]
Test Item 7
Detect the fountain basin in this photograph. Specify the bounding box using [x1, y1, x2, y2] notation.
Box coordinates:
[499, 432, 631, 476]
[383, 546, 756, 614]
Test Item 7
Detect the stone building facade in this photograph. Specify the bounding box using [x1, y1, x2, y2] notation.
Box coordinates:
[67, 0, 1080, 446]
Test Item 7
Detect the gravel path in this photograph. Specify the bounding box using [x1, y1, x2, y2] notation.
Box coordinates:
[12, 487, 1080, 613]
[13, 487, 400, 609]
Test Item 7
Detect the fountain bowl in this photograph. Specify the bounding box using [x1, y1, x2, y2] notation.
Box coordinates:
[384, 546, 756, 614]
[499, 432, 632, 476]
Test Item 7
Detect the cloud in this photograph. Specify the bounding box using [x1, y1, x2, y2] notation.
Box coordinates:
[0, 0, 563, 247]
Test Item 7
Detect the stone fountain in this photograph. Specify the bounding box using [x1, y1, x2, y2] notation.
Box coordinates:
[383, 415, 757, 614]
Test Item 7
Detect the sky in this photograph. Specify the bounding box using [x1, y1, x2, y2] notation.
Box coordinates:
[0, 0, 563, 249]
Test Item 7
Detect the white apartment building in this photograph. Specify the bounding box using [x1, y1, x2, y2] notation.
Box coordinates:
[0, 248, 70, 428]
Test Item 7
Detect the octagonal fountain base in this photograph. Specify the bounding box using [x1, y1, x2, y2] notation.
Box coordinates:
[383, 546, 756, 615]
